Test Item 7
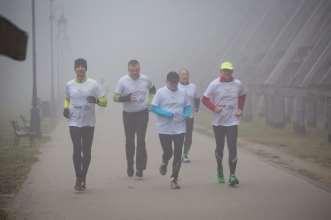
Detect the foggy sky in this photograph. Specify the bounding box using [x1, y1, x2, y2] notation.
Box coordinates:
[0, 0, 269, 125]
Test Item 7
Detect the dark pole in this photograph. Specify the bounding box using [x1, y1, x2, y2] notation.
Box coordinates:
[50, 0, 56, 116]
[57, 14, 67, 111]
[30, 0, 41, 136]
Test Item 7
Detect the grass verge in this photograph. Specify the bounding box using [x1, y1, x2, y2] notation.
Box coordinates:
[195, 109, 331, 190]
[0, 118, 55, 219]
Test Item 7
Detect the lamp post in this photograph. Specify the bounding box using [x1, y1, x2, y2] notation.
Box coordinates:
[30, 0, 41, 136]
[50, 0, 56, 116]
[56, 14, 67, 111]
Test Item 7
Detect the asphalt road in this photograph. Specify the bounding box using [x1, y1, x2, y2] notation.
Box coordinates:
[12, 105, 331, 220]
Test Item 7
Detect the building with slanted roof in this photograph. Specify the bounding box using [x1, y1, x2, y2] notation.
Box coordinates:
[213, 0, 331, 142]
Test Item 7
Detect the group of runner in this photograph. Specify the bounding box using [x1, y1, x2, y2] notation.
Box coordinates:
[63, 58, 246, 191]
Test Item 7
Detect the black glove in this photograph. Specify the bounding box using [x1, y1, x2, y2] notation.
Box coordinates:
[63, 108, 70, 119]
[118, 93, 131, 102]
[149, 86, 156, 95]
[87, 96, 97, 104]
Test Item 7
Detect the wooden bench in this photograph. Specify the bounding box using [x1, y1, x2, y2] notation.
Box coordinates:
[19, 115, 31, 131]
[10, 120, 35, 146]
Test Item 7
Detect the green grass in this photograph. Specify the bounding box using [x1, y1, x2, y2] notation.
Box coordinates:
[0, 140, 39, 194]
[239, 117, 331, 168]
[0, 132, 41, 220]
[0, 117, 55, 219]
[0, 134, 52, 195]
[0, 118, 55, 193]
[239, 117, 326, 143]
[196, 109, 331, 168]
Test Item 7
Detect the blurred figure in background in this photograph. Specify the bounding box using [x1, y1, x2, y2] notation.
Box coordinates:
[98, 77, 110, 114]
[98, 77, 110, 96]
[178, 68, 200, 163]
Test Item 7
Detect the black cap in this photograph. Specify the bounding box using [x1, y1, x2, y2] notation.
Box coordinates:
[74, 58, 87, 70]
[166, 71, 179, 83]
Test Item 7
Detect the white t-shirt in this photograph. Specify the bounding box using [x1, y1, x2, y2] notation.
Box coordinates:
[65, 78, 104, 127]
[152, 86, 190, 135]
[115, 74, 153, 113]
[203, 78, 246, 126]
[178, 82, 199, 118]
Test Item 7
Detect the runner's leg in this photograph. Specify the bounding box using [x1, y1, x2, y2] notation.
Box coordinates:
[171, 133, 185, 180]
[213, 125, 226, 177]
[183, 118, 194, 159]
[136, 110, 149, 172]
[159, 134, 173, 165]
[81, 126, 95, 184]
[123, 111, 136, 176]
[69, 126, 83, 190]
[226, 125, 238, 175]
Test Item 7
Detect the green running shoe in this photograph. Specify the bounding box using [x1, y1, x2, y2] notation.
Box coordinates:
[217, 175, 225, 184]
[228, 175, 239, 186]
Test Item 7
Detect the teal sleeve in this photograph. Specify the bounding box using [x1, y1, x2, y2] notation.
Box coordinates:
[150, 105, 173, 118]
[183, 105, 192, 118]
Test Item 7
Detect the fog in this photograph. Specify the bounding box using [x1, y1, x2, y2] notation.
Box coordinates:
[1, 0, 331, 134]
[2, 2, 331, 218]
[0, 0, 233, 124]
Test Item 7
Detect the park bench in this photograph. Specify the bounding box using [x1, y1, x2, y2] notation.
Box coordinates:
[10, 120, 35, 145]
[19, 114, 30, 131]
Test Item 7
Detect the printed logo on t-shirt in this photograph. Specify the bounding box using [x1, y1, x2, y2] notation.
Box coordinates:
[131, 90, 147, 103]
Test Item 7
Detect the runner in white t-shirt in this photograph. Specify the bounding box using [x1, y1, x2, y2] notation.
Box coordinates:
[113, 60, 156, 180]
[202, 61, 246, 186]
[63, 58, 107, 191]
[178, 68, 200, 163]
[151, 71, 192, 189]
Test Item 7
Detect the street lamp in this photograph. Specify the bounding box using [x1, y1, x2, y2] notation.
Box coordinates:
[30, 0, 41, 136]
[50, 0, 55, 116]
[56, 14, 67, 110]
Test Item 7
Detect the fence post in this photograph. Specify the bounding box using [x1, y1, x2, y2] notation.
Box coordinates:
[306, 95, 317, 128]
[293, 95, 306, 134]
[243, 91, 253, 121]
[327, 97, 331, 143]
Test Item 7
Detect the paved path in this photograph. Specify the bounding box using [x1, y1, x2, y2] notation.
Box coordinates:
[12, 106, 331, 220]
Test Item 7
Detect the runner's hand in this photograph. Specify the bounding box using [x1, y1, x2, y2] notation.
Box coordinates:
[117, 93, 131, 102]
[235, 109, 242, 117]
[63, 108, 70, 119]
[130, 93, 138, 102]
[214, 105, 223, 113]
[173, 112, 184, 122]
